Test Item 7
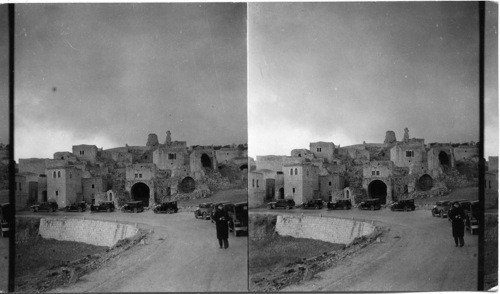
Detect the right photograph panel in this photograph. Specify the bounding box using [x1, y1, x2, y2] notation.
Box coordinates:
[248, 2, 491, 291]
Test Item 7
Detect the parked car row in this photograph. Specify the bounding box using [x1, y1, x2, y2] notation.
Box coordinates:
[28, 200, 179, 215]
[266, 198, 418, 213]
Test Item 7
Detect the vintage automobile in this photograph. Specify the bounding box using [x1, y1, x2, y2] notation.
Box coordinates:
[390, 199, 416, 212]
[153, 201, 179, 214]
[464, 200, 479, 234]
[327, 199, 352, 210]
[90, 201, 115, 213]
[31, 201, 58, 212]
[194, 202, 213, 219]
[268, 199, 295, 210]
[65, 201, 87, 212]
[301, 199, 324, 209]
[211, 202, 235, 222]
[228, 202, 248, 236]
[431, 200, 451, 218]
[358, 199, 381, 210]
[122, 201, 145, 213]
[0, 203, 11, 237]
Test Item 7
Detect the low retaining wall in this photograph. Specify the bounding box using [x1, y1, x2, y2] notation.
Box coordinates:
[39, 218, 139, 247]
[275, 215, 375, 245]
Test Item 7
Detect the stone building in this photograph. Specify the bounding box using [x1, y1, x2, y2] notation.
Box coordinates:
[46, 165, 83, 208]
[319, 173, 344, 202]
[125, 163, 156, 207]
[72, 144, 98, 164]
[362, 161, 394, 204]
[310, 142, 336, 162]
[283, 162, 319, 205]
[82, 177, 107, 203]
[249, 171, 265, 208]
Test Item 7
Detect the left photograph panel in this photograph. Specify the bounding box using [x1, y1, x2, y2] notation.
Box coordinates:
[0, 5, 11, 293]
[14, 4, 248, 292]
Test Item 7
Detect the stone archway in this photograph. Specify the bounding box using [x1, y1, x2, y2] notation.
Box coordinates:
[131, 182, 150, 207]
[417, 174, 433, 191]
[368, 180, 387, 204]
[439, 151, 450, 168]
[201, 154, 212, 169]
[179, 177, 196, 193]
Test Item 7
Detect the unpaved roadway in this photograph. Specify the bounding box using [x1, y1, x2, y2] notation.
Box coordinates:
[252, 207, 478, 292]
[18, 210, 247, 292]
[0, 237, 8, 292]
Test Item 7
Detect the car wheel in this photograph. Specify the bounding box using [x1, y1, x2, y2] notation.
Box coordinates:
[315, 204, 319, 209]
[202, 212, 207, 219]
[271, 204, 275, 209]
[134, 208, 138, 213]
[439, 211, 444, 218]
[370, 205, 375, 211]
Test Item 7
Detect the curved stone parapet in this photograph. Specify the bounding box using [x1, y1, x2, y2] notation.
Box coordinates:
[39, 218, 139, 247]
[275, 215, 375, 245]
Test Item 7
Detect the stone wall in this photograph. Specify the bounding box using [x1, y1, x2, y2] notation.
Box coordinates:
[275, 215, 375, 245]
[39, 217, 138, 247]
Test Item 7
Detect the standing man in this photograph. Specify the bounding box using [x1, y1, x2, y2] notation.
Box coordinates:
[213, 204, 229, 249]
[448, 201, 466, 247]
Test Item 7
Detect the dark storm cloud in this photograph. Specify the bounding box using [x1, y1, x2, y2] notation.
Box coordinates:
[249, 2, 485, 158]
[15, 3, 247, 159]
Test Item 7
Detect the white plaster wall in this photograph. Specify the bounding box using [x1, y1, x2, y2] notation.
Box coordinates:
[275, 215, 375, 245]
[39, 218, 139, 247]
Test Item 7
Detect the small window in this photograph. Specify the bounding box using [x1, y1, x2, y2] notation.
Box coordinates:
[168, 153, 176, 160]
[329, 181, 332, 186]
[58, 171, 61, 178]
[135, 173, 138, 178]
[56, 190, 59, 196]
[252, 179, 255, 187]
[376, 171, 380, 176]
[53, 171, 56, 178]
[294, 168, 298, 175]
[69, 173, 72, 179]
[406, 150, 414, 157]
[256, 180, 259, 188]
[317, 147, 322, 152]
[372, 171, 376, 176]
[91, 184, 95, 189]
[292, 188, 296, 193]
[139, 174, 142, 178]
[290, 169, 293, 175]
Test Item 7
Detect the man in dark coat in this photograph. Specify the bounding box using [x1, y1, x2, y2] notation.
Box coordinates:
[448, 201, 466, 247]
[213, 204, 229, 249]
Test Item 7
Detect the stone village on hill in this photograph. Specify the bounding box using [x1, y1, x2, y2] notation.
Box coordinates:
[13, 131, 248, 210]
[248, 128, 495, 208]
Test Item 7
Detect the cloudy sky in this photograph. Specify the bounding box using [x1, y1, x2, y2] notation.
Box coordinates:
[15, 4, 247, 160]
[248, 2, 498, 159]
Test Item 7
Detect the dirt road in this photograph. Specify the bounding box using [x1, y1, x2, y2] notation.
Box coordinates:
[252, 207, 478, 291]
[19, 210, 247, 292]
[0, 237, 8, 292]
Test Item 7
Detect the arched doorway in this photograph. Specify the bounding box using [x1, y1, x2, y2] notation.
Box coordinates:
[418, 174, 433, 191]
[368, 180, 387, 204]
[41, 190, 47, 202]
[201, 154, 212, 169]
[279, 188, 284, 199]
[179, 177, 196, 193]
[439, 151, 450, 168]
[131, 182, 150, 207]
